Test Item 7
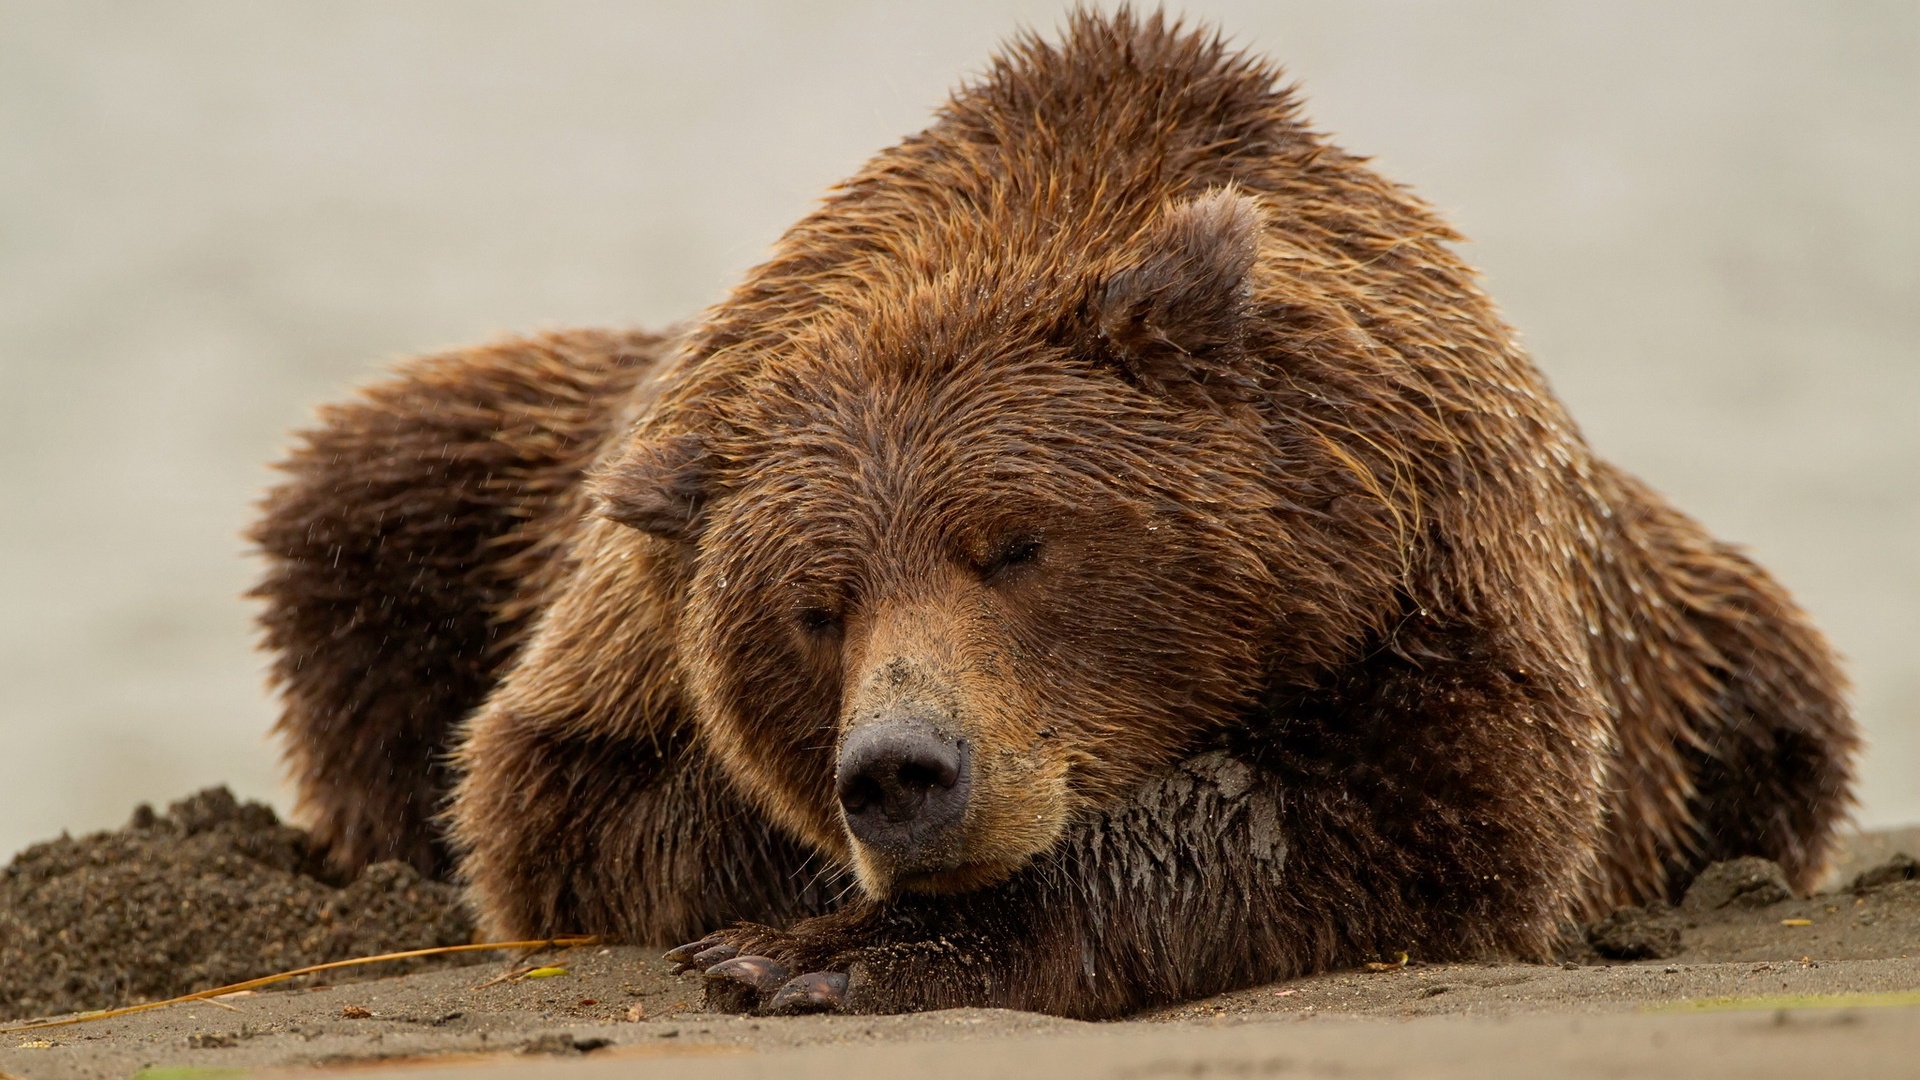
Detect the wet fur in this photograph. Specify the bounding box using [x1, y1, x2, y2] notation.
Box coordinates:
[252, 10, 1856, 1018]
[251, 329, 662, 877]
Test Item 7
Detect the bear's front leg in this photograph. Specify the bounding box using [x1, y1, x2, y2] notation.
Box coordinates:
[673, 751, 1304, 1019]
[448, 517, 851, 945]
[451, 710, 838, 946]
[675, 637, 1606, 1020]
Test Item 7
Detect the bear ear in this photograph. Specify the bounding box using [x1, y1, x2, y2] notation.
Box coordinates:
[593, 433, 711, 543]
[1092, 188, 1264, 401]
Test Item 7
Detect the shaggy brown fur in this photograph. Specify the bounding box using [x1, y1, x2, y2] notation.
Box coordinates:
[251, 328, 664, 878]
[252, 11, 1856, 1019]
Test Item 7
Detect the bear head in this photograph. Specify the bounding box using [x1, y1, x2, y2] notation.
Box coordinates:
[594, 185, 1385, 899]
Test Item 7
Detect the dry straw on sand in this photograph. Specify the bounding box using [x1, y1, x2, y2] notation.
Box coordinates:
[0, 937, 597, 1035]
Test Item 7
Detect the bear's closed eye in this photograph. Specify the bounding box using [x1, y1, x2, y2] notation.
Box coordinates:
[979, 537, 1042, 580]
[796, 607, 841, 635]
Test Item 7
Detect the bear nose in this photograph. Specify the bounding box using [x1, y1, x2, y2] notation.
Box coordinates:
[835, 721, 970, 859]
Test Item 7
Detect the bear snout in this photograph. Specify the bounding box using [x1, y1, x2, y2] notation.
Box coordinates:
[835, 720, 971, 868]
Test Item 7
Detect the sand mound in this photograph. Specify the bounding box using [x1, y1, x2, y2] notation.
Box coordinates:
[0, 787, 476, 1022]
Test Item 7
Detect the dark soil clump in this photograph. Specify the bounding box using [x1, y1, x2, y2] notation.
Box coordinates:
[0, 788, 476, 1022]
[1849, 852, 1919, 893]
[1586, 903, 1684, 960]
[1679, 856, 1794, 912]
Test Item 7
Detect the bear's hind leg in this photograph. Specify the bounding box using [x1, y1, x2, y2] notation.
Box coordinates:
[251, 329, 662, 878]
[1673, 545, 1857, 893]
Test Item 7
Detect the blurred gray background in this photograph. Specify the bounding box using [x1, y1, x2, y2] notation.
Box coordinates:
[2, 1, 1914, 859]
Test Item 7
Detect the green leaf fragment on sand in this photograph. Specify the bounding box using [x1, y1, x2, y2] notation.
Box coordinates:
[523, 966, 569, 978]
[1651, 990, 1920, 1014]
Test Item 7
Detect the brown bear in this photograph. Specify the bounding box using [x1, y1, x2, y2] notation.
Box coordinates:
[251, 10, 1857, 1019]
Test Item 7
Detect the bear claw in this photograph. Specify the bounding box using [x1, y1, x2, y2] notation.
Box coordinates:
[703, 955, 791, 1013]
[764, 971, 850, 1015]
[692, 943, 741, 968]
[665, 939, 724, 974]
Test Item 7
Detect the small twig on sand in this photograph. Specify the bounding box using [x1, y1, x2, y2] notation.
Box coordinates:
[0, 936, 598, 1035]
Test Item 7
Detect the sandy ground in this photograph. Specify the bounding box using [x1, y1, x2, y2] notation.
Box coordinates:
[3, 828, 1915, 1080]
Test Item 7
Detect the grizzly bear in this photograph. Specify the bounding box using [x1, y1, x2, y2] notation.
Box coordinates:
[251, 11, 1857, 1019]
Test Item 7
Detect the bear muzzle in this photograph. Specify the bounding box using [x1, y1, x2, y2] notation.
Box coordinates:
[835, 717, 972, 875]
